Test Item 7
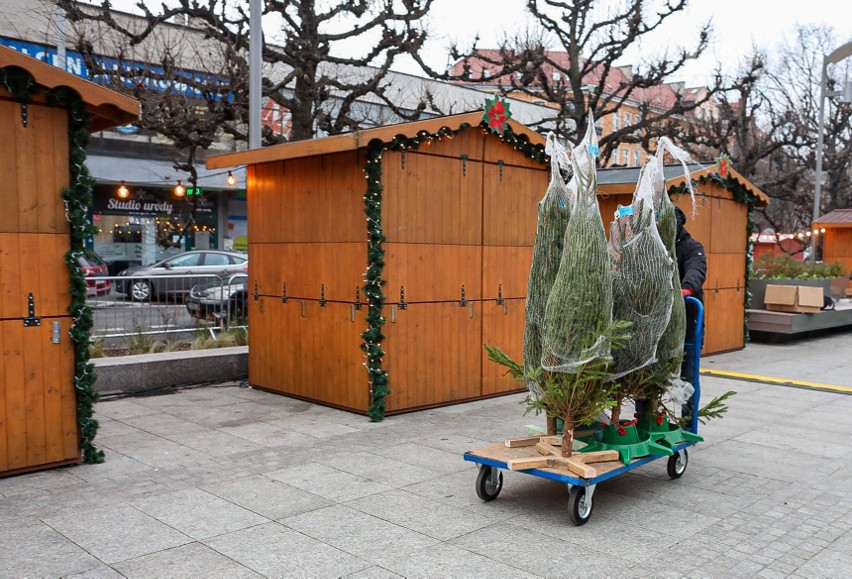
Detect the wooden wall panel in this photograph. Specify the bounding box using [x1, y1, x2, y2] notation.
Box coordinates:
[482, 137, 545, 170]
[1, 317, 77, 474]
[481, 298, 527, 396]
[384, 243, 482, 303]
[249, 242, 366, 302]
[0, 233, 70, 320]
[703, 288, 745, 354]
[482, 246, 532, 299]
[248, 298, 367, 411]
[0, 101, 21, 233]
[823, 230, 852, 264]
[426, 128, 485, 161]
[482, 164, 546, 246]
[673, 193, 713, 251]
[706, 253, 747, 291]
[383, 152, 483, 245]
[709, 199, 747, 254]
[249, 152, 365, 244]
[384, 302, 482, 412]
[0, 101, 69, 235]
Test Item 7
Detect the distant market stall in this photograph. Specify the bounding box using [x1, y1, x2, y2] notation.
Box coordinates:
[597, 163, 769, 353]
[814, 208, 852, 274]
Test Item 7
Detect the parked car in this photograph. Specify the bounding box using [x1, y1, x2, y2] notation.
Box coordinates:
[186, 275, 248, 321]
[78, 250, 111, 297]
[115, 250, 248, 301]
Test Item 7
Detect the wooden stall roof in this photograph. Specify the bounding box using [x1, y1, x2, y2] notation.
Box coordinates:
[207, 111, 547, 169]
[0, 45, 139, 131]
[597, 163, 770, 207]
[814, 208, 852, 228]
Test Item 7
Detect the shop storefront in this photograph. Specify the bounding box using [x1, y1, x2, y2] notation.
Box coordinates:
[90, 183, 220, 274]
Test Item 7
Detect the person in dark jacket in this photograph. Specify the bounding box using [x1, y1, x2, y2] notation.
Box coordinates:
[674, 205, 707, 345]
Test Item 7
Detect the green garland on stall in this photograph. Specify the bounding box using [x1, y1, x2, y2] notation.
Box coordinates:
[50, 87, 104, 463]
[669, 171, 759, 344]
[361, 121, 548, 421]
[1, 67, 103, 463]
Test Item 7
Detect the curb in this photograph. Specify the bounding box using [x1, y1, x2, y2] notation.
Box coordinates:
[91, 346, 248, 396]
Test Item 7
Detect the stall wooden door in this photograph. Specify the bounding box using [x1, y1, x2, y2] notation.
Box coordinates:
[0, 96, 78, 476]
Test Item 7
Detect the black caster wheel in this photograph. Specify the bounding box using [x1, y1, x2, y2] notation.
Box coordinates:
[667, 448, 689, 479]
[475, 466, 503, 502]
[568, 485, 593, 526]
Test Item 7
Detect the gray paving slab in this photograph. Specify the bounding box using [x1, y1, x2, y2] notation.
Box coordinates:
[345, 488, 502, 542]
[203, 522, 372, 577]
[2, 331, 851, 577]
[43, 505, 192, 564]
[282, 504, 439, 566]
[131, 488, 270, 540]
[266, 462, 393, 501]
[0, 520, 104, 577]
[202, 474, 335, 520]
[112, 542, 263, 578]
[450, 522, 651, 577]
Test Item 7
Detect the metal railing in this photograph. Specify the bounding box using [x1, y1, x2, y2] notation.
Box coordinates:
[85, 273, 248, 344]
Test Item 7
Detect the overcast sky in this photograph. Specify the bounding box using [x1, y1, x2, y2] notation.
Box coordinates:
[97, 0, 852, 86]
[404, 0, 852, 85]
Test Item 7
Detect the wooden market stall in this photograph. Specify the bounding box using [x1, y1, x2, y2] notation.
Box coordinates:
[597, 164, 769, 354]
[208, 112, 548, 414]
[208, 113, 767, 415]
[0, 46, 138, 476]
[814, 208, 852, 275]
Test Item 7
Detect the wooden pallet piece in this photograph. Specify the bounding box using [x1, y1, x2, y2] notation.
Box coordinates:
[506, 456, 550, 470]
[572, 450, 619, 464]
[548, 456, 596, 478]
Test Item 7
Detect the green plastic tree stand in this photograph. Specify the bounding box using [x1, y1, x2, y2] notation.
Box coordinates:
[636, 412, 704, 448]
[579, 421, 674, 465]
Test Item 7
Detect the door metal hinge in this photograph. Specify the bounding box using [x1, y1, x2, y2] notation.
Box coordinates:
[23, 292, 40, 327]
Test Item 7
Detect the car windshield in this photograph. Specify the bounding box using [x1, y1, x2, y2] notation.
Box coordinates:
[78, 251, 105, 268]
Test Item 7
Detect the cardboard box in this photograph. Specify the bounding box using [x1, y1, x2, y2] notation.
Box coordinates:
[763, 285, 824, 313]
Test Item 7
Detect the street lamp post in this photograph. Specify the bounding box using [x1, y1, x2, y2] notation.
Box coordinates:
[249, 0, 263, 150]
[811, 41, 852, 262]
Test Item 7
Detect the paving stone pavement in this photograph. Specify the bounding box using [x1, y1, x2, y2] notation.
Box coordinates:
[1, 330, 851, 578]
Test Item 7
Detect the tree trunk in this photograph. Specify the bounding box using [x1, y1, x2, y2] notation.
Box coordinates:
[561, 412, 573, 457]
[611, 401, 621, 426]
[547, 415, 558, 436]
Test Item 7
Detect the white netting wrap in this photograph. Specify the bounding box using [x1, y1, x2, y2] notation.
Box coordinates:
[652, 139, 695, 369]
[540, 115, 613, 374]
[523, 133, 574, 394]
[664, 376, 695, 406]
[607, 164, 674, 380]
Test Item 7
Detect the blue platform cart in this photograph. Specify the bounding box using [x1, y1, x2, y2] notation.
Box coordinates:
[464, 297, 704, 526]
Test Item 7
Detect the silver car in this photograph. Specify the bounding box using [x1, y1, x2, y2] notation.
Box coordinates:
[115, 250, 248, 301]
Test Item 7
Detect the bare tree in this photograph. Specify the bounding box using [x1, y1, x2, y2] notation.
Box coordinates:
[57, 0, 434, 142]
[686, 26, 852, 238]
[413, 0, 742, 163]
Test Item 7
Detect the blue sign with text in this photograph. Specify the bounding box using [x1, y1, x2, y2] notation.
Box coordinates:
[0, 37, 229, 100]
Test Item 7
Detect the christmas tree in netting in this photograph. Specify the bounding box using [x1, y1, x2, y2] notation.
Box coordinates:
[522, 133, 574, 396]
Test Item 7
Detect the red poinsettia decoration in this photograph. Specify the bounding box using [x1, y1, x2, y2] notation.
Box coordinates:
[717, 153, 730, 177]
[483, 95, 512, 135]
